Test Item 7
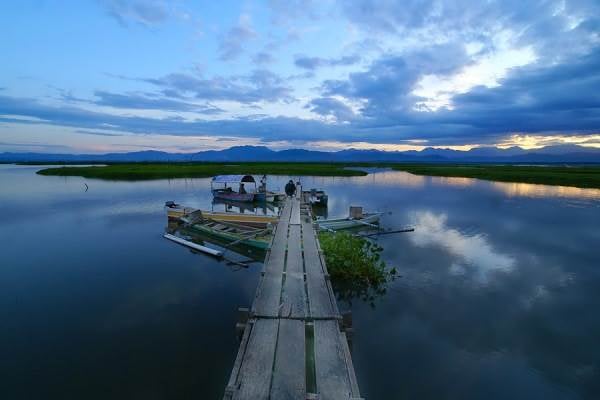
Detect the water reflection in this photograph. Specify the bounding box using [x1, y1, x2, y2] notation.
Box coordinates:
[410, 211, 515, 283]
[2, 165, 600, 399]
[491, 181, 600, 200]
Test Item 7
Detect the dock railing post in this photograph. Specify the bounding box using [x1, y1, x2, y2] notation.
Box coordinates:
[235, 307, 250, 341]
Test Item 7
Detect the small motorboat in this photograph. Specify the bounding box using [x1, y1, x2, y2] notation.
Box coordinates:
[211, 175, 256, 202]
[317, 206, 381, 231]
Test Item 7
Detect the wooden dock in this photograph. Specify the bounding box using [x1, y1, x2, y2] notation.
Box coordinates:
[224, 196, 362, 399]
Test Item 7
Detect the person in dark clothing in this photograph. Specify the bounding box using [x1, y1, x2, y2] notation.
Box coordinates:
[284, 180, 296, 197]
[239, 183, 247, 194]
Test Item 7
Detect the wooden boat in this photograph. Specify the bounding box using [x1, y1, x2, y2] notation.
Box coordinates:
[211, 175, 256, 202]
[177, 227, 268, 262]
[165, 202, 278, 228]
[317, 212, 381, 231]
[187, 220, 272, 250]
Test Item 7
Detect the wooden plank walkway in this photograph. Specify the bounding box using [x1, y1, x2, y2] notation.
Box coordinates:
[224, 197, 362, 400]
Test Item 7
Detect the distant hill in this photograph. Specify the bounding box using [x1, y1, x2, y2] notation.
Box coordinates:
[1, 144, 600, 163]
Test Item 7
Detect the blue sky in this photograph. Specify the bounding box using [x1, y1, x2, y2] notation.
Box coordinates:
[1, 0, 599, 153]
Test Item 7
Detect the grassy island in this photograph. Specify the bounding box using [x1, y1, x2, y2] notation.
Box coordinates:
[36, 162, 367, 180]
[34, 162, 600, 188]
[392, 164, 600, 189]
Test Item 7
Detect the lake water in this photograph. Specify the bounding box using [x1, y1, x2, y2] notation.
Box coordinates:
[1, 164, 599, 399]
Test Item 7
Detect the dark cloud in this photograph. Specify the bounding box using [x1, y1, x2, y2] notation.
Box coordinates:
[75, 130, 124, 137]
[306, 97, 355, 122]
[99, 0, 169, 27]
[92, 90, 223, 114]
[1, 47, 598, 146]
[143, 70, 293, 103]
[322, 43, 469, 115]
[340, 0, 599, 63]
[218, 15, 257, 61]
[294, 54, 361, 70]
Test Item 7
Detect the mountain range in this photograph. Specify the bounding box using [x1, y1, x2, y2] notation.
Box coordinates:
[1, 144, 600, 163]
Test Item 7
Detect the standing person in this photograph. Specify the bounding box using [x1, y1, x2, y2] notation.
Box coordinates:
[284, 180, 296, 197]
[259, 175, 267, 193]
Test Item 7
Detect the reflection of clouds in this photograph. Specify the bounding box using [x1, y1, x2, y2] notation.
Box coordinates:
[411, 212, 515, 282]
[491, 181, 600, 200]
[346, 170, 427, 187]
[431, 176, 476, 187]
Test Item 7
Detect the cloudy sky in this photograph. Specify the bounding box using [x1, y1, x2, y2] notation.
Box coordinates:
[1, 0, 599, 153]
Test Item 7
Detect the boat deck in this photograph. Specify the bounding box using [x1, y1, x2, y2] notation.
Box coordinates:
[223, 197, 362, 399]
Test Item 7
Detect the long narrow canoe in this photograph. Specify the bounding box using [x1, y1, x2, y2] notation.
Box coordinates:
[188, 221, 272, 250]
[317, 212, 381, 231]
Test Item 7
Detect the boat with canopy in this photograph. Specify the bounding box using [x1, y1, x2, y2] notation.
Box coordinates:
[211, 175, 256, 202]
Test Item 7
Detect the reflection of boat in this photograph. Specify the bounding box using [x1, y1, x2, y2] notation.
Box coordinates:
[165, 202, 278, 228]
[254, 192, 275, 202]
[211, 175, 256, 202]
[303, 189, 328, 206]
[187, 220, 272, 250]
[317, 207, 381, 231]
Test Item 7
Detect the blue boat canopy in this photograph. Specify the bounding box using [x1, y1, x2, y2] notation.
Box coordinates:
[211, 175, 256, 184]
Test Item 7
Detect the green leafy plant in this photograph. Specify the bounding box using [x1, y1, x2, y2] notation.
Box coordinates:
[318, 231, 396, 306]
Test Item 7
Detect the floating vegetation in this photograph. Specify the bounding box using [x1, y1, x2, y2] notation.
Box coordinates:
[318, 231, 396, 306]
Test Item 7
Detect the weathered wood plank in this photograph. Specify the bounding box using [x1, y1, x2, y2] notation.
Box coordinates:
[254, 220, 288, 316]
[224, 318, 253, 399]
[313, 320, 355, 399]
[302, 221, 336, 318]
[270, 319, 306, 399]
[232, 319, 279, 400]
[340, 331, 361, 397]
[280, 199, 293, 222]
[280, 225, 306, 318]
[252, 273, 283, 317]
[263, 220, 288, 274]
[290, 199, 301, 225]
[225, 197, 361, 399]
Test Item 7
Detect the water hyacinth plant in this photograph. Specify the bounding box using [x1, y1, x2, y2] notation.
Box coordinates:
[318, 231, 396, 306]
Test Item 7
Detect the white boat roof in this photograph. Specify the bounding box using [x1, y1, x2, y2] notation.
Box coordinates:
[212, 174, 256, 183]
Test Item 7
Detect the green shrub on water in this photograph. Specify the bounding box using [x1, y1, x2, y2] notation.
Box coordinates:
[318, 231, 396, 305]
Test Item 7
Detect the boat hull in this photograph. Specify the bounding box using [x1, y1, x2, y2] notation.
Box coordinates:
[189, 223, 271, 250]
[212, 190, 255, 202]
[317, 213, 381, 231]
[166, 206, 278, 228]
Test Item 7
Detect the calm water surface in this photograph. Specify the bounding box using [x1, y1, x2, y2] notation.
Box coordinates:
[1, 164, 599, 399]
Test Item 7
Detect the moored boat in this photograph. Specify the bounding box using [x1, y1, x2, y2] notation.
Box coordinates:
[165, 202, 278, 228]
[211, 175, 257, 202]
[317, 207, 381, 231]
[188, 220, 272, 250]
